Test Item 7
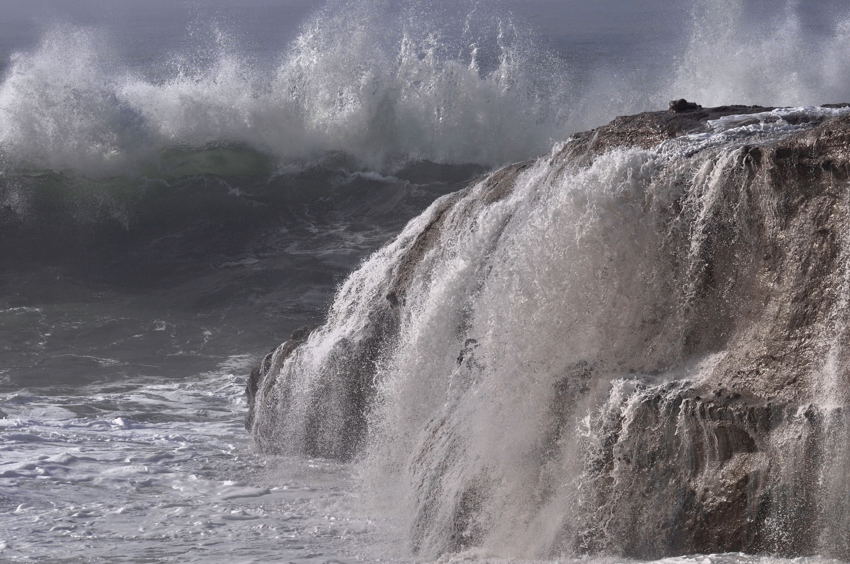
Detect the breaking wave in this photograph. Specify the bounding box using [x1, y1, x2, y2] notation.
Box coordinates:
[4, 0, 850, 182]
[0, 2, 573, 176]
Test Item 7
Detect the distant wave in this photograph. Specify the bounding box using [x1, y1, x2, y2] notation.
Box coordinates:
[1, 0, 850, 178]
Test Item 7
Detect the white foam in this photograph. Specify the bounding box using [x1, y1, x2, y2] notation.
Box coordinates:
[0, 5, 573, 175]
[0, 362, 394, 562]
[4, 0, 850, 178]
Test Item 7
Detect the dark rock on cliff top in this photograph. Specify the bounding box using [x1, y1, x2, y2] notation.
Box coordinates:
[669, 98, 703, 113]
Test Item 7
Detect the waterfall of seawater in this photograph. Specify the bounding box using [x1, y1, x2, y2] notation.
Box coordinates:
[250, 106, 850, 559]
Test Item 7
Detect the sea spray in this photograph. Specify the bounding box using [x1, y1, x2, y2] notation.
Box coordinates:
[8, 0, 850, 180]
[0, 2, 574, 175]
[672, 0, 850, 107]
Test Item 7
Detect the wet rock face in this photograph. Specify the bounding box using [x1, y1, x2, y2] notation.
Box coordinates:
[561, 103, 772, 156]
[550, 106, 850, 406]
[245, 326, 311, 432]
[244, 174, 514, 460]
[578, 383, 850, 558]
[246, 103, 850, 559]
[563, 106, 850, 558]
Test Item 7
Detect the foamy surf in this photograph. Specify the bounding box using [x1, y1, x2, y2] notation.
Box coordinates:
[0, 358, 392, 562]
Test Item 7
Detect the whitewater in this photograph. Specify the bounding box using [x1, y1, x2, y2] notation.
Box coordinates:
[4, 0, 850, 562]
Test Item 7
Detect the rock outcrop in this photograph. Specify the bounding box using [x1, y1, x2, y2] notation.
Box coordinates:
[247, 103, 850, 559]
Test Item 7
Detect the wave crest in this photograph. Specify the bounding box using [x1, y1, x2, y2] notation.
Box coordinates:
[0, 2, 573, 174]
[4, 0, 850, 177]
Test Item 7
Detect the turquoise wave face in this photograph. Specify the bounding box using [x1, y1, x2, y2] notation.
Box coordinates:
[0, 141, 483, 282]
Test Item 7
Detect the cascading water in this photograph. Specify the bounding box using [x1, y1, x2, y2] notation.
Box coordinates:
[249, 105, 850, 559]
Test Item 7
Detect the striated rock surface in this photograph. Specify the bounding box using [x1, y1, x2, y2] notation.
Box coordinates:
[247, 103, 850, 559]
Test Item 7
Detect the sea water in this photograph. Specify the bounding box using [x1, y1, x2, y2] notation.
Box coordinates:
[3, 0, 850, 561]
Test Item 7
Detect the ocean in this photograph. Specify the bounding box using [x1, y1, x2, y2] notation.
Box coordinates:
[2, 0, 850, 562]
